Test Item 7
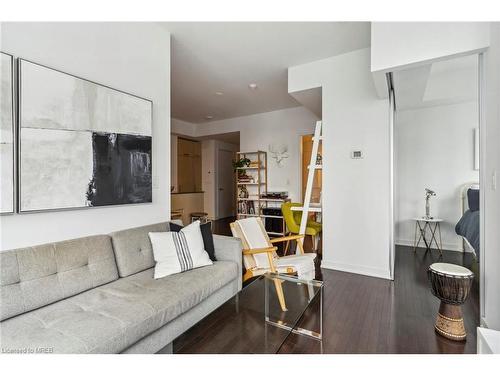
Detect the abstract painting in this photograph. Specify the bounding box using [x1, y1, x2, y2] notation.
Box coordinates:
[19, 59, 153, 212]
[1, 52, 14, 214]
[88, 133, 152, 206]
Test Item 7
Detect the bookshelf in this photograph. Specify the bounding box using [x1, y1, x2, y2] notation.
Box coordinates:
[235, 151, 289, 237]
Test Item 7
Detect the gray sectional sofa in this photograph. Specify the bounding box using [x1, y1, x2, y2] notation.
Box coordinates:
[0, 222, 242, 354]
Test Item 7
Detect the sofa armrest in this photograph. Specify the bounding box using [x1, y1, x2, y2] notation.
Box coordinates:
[213, 234, 242, 291]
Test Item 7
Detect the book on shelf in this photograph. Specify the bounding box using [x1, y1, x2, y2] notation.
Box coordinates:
[237, 200, 256, 215]
[260, 192, 288, 200]
[237, 175, 254, 183]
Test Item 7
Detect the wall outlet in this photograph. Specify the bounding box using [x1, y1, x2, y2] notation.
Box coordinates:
[492, 170, 497, 191]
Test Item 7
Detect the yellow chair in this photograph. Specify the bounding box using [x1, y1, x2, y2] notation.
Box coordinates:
[282, 202, 322, 254]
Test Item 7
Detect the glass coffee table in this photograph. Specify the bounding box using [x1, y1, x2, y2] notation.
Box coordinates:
[174, 273, 323, 354]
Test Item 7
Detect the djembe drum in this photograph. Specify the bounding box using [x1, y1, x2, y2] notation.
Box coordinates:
[428, 263, 474, 341]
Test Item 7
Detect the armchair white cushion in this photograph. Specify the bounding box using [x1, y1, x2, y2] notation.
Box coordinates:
[232, 217, 316, 280]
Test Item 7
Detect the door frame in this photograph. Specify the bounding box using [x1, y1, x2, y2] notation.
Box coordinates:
[478, 52, 486, 325]
[298, 130, 318, 204]
[215, 147, 236, 219]
[387, 72, 396, 281]
[389, 53, 487, 320]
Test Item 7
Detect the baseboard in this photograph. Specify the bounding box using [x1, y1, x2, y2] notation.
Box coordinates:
[395, 239, 466, 252]
[321, 260, 391, 280]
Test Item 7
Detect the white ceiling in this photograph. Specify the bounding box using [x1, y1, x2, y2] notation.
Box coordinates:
[393, 54, 478, 111]
[161, 22, 371, 123]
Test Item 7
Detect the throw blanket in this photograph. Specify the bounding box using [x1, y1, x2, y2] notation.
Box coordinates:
[455, 209, 480, 256]
[276, 254, 316, 280]
[237, 217, 316, 280]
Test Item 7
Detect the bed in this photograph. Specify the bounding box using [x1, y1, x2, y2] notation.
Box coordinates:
[455, 182, 480, 258]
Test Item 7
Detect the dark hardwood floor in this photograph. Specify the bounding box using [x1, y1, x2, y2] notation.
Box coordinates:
[178, 217, 479, 354]
[278, 246, 479, 354]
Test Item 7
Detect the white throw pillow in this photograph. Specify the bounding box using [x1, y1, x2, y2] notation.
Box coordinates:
[149, 221, 213, 279]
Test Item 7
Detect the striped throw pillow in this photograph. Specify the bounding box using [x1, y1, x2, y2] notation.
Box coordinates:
[149, 221, 212, 279]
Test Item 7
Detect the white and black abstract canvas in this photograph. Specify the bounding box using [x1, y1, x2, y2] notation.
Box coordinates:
[19, 59, 153, 212]
[1, 52, 14, 214]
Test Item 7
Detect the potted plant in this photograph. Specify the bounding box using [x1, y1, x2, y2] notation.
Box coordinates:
[233, 157, 251, 177]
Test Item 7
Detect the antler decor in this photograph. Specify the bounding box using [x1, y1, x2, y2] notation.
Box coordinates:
[268, 144, 289, 168]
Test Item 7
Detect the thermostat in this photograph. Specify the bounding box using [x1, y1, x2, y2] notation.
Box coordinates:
[351, 150, 363, 159]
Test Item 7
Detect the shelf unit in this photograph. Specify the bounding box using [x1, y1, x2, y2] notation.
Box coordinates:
[235, 151, 289, 237]
[235, 151, 267, 218]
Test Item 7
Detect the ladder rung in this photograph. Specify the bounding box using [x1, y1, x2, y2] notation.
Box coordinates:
[307, 164, 322, 170]
[291, 206, 322, 213]
[312, 136, 323, 142]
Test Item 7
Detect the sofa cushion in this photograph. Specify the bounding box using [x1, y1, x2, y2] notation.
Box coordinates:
[110, 222, 170, 277]
[170, 222, 217, 261]
[0, 261, 238, 353]
[0, 235, 118, 321]
[150, 221, 213, 279]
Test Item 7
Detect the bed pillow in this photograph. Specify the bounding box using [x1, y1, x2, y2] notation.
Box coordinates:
[467, 188, 479, 212]
[149, 221, 212, 279]
[170, 221, 217, 261]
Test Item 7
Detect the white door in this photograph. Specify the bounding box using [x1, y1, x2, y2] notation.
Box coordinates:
[217, 149, 236, 218]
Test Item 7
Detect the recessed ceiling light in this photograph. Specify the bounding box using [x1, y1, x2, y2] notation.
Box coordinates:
[248, 83, 258, 90]
[205, 115, 214, 120]
[215, 91, 224, 96]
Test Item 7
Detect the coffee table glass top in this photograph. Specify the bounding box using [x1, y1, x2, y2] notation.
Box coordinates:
[175, 273, 323, 354]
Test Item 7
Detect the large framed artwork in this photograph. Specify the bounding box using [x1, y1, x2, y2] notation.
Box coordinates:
[1, 52, 15, 214]
[19, 59, 153, 212]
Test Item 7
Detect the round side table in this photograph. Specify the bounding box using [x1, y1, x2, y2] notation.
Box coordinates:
[413, 217, 443, 256]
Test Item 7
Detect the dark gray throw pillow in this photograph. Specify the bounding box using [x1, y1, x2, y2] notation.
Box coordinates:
[170, 222, 217, 261]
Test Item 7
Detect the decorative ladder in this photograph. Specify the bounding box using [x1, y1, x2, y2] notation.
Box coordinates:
[295, 120, 323, 248]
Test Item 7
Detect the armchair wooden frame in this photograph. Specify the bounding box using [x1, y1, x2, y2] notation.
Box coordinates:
[230, 218, 306, 311]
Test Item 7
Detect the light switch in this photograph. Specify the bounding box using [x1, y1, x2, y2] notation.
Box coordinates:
[492, 170, 497, 191]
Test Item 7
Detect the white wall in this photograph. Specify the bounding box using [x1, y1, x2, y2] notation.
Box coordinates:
[395, 102, 479, 250]
[371, 22, 490, 73]
[171, 118, 197, 137]
[289, 48, 391, 279]
[196, 107, 319, 202]
[0, 22, 171, 251]
[483, 22, 500, 330]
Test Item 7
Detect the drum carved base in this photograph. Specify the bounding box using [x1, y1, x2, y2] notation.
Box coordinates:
[434, 302, 466, 341]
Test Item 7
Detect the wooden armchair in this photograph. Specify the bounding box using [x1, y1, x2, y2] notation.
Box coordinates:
[230, 217, 316, 311]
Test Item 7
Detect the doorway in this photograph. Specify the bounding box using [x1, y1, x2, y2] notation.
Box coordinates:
[389, 53, 483, 305]
[301, 134, 322, 203]
[170, 131, 239, 224]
